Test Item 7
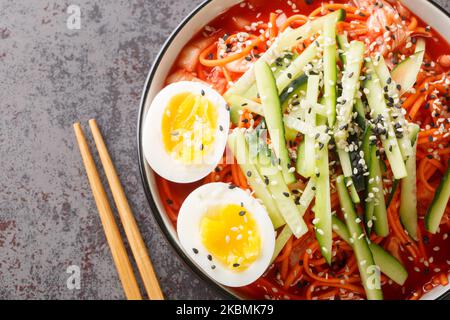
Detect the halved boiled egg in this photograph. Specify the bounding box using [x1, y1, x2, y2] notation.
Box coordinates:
[177, 182, 275, 287]
[143, 81, 230, 183]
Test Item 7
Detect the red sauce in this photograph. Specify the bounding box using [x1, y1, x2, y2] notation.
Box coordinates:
[157, 0, 450, 300]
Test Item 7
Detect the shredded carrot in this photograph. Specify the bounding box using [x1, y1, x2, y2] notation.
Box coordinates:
[269, 13, 278, 39]
[280, 14, 309, 32]
[408, 17, 418, 31]
[199, 36, 264, 67]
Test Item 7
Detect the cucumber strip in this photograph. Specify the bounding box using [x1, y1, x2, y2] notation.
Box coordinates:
[323, 18, 337, 125]
[354, 98, 367, 130]
[257, 147, 308, 238]
[400, 124, 420, 239]
[332, 215, 352, 243]
[297, 178, 316, 216]
[387, 179, 399, 208]
[370, 147, 389, 237]
[362, 125, 388, 237]
[228, 130, 286, 228]
[303, 75, 321, 178]
[372, 54, 412, 161]
[364, 60, 407, 179]
[362, 126, 375, 232]
[337, 148, 353, 177]
[314, 140, 332, 264]
[346, 177, 361, 204]
[276, 44, 319, 94]
[225, 10, 345, 98]
[226, 94, 264, 125]
[336, 175, 383, 300]
[289, 100, 328, 119]
[283, 115, 329, 141]
[280, 75, 308, 112]
[271, 178, 316, 263]
[425, 159, 450, 234]
[254, 60, 296, 184]
[332, 216, 408, 286]
[336, 33, 349, 65]
[368, 242, 408, 286]
[271, 225, 293, 263]
[296, 140, 307, 177]
[334, 40, 365, 146]
[392, 39, 426, 95]
[278, 9, 346, 52]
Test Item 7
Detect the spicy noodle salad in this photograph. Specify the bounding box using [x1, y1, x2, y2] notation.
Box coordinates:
[142, 0, 450, 300]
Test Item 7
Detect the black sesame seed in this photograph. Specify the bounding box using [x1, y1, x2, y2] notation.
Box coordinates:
[233, 263, 240, 268]
[283, 192, 290, 198]
[229, 184, 237, 189]
[166, 199, 173, 205]
[192, 248, 199, 254]
[201, 89, 205, 96]
[207, 254, 212, 261]
[264, 176, 270, 185]
[287, 73, 292, 79]
[239, 210, 246, 216]
[211, 265, 216, 270]
[246, 171, 252, 177]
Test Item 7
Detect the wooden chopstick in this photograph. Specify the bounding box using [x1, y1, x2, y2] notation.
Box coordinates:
[73, 123, 143, 300]
[88, 119, 165, 300]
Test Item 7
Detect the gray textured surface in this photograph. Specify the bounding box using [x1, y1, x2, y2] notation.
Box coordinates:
[0, 0, 448, 300]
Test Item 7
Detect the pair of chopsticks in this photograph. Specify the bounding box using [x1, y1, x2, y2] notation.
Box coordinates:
[73, 119, 164, 300]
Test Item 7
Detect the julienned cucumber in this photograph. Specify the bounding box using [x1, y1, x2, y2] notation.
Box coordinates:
[372, 54, 412, 161]
[336, 175, 383, 300]
[368, 242, 408, 286]
[392, 38, 426, 96]
[276, 44, 319, 95]
[425, 160, 450, 234]
[362, 125, 388, 236]
[302, 75, 321, 178]
[254, 60, 296, 185]
[334, 40, 365, 145]
[257, 144, 308, 238]
[271, 178, 316, 263]
[280, 74, 308, 112]
[225, 10, 345, 98]
[323, 18, 337, 126]
[400, 124, 420, 239]
[332, 216, 408, 286]
[228, 130, 285, 228]
[271, 225, 293, 263]
[227, 94, 264, 125]
[277, 9, 346, 55]
[364, 60, 407, 179]
[314, 136, 332, 264]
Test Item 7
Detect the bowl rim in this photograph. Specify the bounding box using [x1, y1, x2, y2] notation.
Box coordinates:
[137, 0, 450, 300]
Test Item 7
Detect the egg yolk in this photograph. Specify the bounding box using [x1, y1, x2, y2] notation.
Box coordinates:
[161, 92, 217, 164]
[200, 204, 261, 271]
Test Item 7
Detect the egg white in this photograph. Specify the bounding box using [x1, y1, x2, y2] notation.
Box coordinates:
[142, 81, 230, 183]
[177, 182, 276, 287]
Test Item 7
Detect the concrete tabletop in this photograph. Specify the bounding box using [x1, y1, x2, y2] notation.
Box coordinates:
[0, 0, 448, 299]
